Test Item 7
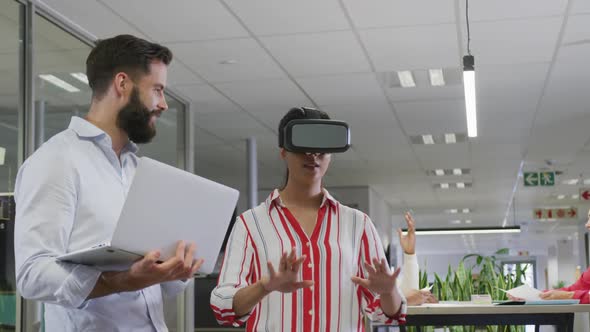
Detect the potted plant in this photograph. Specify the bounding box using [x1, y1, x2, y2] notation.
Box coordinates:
[408, 249, 527, 332]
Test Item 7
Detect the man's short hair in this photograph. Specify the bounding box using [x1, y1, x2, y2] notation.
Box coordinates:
[86, 34, 173, 99]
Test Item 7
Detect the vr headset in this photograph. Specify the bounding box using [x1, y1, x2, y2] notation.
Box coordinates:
[279, 108, 351, 154]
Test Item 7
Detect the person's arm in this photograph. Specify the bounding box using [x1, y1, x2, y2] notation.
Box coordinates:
[15, 151, 101, 308]
[210, 219, 312, 326]
[233, 249, 311, 316]
[15, 150, 201, 308]
[539, 269, 590, 303]
[399, 253, 419, 294]
[88, 242, 202, 300]
[397, 212, 419, 293]
[351, 214, 407, 325]
[210, 219, 257, 326]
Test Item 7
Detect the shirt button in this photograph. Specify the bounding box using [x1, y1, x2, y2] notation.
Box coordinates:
[308, 310, 313, 315]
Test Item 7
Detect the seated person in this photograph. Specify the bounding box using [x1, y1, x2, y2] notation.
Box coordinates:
[510, 208, 590, 304]
[397, 212, 437, 305]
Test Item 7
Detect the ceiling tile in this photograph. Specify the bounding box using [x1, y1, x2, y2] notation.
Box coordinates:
[298, 73, 386, 105]
[100, 0, 248, 42]
[261, 31, 371, 77]
[562, 14, 590, 45]
[215, 79, 311, 109]
[225, 0, 349, 35]
[167, 62, 203, 86]
[170, 38, 286, 83]
[174, 84, 241, 114]
[465, 0, 567, 21]
[342, 0, 455, 28]
[195, 110, 274, 140]
[470, 17, 562, 65]
[571, 0, 590, 15]
[360, 24, 459, 71]
[395, 99, 467, 136]
[413, 143, 471, 169]
[385, 85, 464, 103]
[477, 63, 549, 98]
[40, 0, 148, 39]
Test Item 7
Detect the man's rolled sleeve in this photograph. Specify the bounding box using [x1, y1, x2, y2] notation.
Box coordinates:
[210, 219, 254, 327]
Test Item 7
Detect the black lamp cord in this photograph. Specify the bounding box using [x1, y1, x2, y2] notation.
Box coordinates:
[466, 0, 472, 56]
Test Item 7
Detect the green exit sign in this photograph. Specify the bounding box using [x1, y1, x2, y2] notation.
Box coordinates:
[524, 171, 555, 187]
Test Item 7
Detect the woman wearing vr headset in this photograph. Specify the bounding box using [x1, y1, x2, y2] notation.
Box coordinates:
[211, 107, 407, 331]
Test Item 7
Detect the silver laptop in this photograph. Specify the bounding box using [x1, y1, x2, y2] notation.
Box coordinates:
[57, 157, 239, 275]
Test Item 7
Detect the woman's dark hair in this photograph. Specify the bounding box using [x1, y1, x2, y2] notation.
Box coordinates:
[86, 34, 173, 99]
[278, 107, 330, 189]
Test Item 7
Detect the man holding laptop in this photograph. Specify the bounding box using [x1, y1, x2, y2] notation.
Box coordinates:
[14, 35, 203, 331]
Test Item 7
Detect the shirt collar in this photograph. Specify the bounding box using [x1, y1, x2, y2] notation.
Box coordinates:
[68, 116, 138, 153]
[266, 188, 338, 212]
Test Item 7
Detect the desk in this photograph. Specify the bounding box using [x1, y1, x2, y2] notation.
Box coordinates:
[374, 304, 590, 332]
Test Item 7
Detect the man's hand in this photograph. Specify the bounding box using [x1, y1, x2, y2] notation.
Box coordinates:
[406, 289, 438, 305]
[397, 212, 416, 255]
[126, 240, 204, 291]
[89, 240, 203, 299]
[539, 290, 574, 300]
[260, 248, 313, 293]
[507, 294, 525, 301]
[351, 258, 401, 296]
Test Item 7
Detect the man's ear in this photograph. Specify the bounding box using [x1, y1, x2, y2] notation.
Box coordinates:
[279, 148, 287, 161]
[113, 72, 131, 97]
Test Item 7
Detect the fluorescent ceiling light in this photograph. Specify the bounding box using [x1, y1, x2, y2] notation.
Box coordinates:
[562, 179, 579, 185]
[451, 220, 462, 224]
[557, 195, 565, 200]
[422, 134, 434, 145]
[429, 69, 445, 86]
[0, 146, 5, 165]
[465, 220, 472, 224]
[462, 208, 470, 213]
[403, 226, 520, 236]
[453, 168, 462, 175]
[39, 74, 80, 92]
[440, 183, 450, 189]
[434, 169, 445, 176]
[463, 56, 477, 137]
[572, 194, 579, 199]
[445, 133, 457, 144]
[70, 72, 88, 84]
[0, 192, 14, 196]
[456, 182, 465, 189]
[446, 209, 458, 214]
[219, 59, 238, 65]
[397, 70, 416, 88]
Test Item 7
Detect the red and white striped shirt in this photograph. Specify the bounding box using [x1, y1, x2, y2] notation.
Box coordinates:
[210, 189, 407, 332]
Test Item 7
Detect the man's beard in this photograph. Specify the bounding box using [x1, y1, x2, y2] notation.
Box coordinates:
[116, 87, 157, 144]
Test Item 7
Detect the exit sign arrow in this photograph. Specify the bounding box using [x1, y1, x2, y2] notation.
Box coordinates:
[580, 188, 590, 201]
[524, 172, 539, 187]
[568, 208, 577, 218]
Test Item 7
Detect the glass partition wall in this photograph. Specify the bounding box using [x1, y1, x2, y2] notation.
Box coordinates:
[1, 1, 193, 330]
[0, 1, 23, 330]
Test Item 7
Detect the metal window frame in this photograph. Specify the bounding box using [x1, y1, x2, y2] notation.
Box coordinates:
[14, 1, 196, 330]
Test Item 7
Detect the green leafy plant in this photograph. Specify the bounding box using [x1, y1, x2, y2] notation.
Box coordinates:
[552, 280, 566, 289]
[407, 249, 527, 332]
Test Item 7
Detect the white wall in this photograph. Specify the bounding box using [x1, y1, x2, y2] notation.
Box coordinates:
[368, 188, 394, 248]
[557, 239, 577, 286]
[547, 245, 559, 289]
